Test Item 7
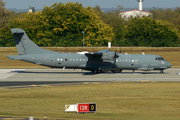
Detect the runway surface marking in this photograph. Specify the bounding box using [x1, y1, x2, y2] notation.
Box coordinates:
[0, 69, 25, 79]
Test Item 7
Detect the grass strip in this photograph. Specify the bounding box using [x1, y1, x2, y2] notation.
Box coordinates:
[0, 82, 180, 120]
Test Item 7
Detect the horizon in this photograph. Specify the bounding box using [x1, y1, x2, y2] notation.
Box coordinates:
[3, 0, 180, 10]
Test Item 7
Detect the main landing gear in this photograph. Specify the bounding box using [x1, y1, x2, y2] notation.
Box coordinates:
[160, 70, 164, 74]
[93, 68, 102, 74]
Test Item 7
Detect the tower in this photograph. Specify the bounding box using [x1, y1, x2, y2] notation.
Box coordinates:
[29, 4, 32, 13]
[137, 0, 144, 11]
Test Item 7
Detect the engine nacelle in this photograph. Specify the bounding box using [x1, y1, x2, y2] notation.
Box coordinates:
[101, 53, 115, 61]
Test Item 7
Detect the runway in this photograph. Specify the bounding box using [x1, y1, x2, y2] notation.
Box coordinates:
[0, 68, 180, 88]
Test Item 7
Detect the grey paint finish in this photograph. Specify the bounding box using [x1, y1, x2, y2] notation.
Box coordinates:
[7, 28, 172, 74]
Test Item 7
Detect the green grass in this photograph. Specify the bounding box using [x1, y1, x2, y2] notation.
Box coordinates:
[0, 47, 180, 68]
[0, 83, 180, 120]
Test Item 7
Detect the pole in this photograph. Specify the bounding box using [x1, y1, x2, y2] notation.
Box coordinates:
[82, 31, 85, 47]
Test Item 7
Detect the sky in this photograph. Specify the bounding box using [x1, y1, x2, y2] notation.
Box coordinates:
[3, 0, 180, 9]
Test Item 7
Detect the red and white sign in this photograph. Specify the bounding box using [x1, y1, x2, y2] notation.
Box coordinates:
[77, 103, 96, 113]
[78, 103, 89, 113]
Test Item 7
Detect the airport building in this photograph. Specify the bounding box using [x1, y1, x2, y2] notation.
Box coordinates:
[119, 0, 153, 20]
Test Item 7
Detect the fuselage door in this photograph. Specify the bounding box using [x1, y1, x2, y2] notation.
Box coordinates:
[50, 58, 55, 66]
[135, 58, 138, 64]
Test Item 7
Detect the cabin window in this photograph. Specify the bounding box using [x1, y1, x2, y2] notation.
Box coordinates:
[80, 59, 82, 61]
[116, 60, 118, 62]
[73, 59, 75, 61]
[132, 60, 134, 62]
[70, 59, 72, 61]
[57, 58, 59, 61]
[76, 59, 78, 61]
[60, 59, 63, 61]
[65, 58, 68, 61]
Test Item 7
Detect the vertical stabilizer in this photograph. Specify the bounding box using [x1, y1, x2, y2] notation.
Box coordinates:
[11, 28, 53, 55]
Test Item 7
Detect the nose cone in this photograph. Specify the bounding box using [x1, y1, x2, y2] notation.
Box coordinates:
[166, 62, 172, 68]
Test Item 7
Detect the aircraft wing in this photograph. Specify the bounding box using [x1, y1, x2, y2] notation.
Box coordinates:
[85, 52, 103, 59]
[85, 49, 111, 59]
[85, 49, 117, 60]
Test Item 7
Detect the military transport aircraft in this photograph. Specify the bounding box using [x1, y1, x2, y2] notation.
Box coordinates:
[7, 28, 172, 74]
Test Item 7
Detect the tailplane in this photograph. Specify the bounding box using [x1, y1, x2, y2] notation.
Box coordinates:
[11, 28, 53, 55]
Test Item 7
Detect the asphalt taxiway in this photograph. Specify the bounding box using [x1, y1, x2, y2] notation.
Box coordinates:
[0, 68, 180, 88]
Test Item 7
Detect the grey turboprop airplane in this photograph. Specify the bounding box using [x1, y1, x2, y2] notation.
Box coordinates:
[7, 28, 172, 74]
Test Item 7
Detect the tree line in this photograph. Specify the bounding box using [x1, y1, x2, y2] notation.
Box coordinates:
[0, 0, 180, 47]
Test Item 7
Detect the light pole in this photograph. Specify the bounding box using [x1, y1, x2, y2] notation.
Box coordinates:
[82, 31, 85, 47]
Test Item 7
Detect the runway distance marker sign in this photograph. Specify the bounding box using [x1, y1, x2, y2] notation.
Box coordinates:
[77, 103, 96, 113]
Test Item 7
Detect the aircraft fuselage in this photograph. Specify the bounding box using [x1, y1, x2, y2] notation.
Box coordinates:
[7, 28, 172, 74]
[12, 52, 172, 73]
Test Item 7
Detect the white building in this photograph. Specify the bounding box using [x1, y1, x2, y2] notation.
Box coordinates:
[119, 9, 153, 20]
[119, 0, 153, 20]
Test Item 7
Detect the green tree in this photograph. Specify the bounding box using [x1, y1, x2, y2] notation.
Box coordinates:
[93, 5, 127, 46]
[123, 17, 179, 47]
[0, 0, 11, 28]
[150, 7, 180, 39]
[10, 2, 114, 47]
[0, 0, 14, 46]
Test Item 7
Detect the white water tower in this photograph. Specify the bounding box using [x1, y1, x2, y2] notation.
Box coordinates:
[137, 0, 144, 10]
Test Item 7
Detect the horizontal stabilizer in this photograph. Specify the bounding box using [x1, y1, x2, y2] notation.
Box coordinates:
[7, 55, 22, 60]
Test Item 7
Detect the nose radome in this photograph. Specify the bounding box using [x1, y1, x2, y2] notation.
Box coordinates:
[167, 62, 172, 68]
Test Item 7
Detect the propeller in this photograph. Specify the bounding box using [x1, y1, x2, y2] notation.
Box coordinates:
[113, 51, 119, 64]
[114, 51, 119, 58]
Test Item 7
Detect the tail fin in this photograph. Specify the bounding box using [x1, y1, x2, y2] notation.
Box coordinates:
[11, 28, 53, 55]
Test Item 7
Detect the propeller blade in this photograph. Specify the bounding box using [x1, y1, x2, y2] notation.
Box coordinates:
[113, 51, 119, 64]
[114, 51, 119, 58]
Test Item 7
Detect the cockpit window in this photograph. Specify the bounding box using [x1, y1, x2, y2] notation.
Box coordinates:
[155, 57, 164, 60]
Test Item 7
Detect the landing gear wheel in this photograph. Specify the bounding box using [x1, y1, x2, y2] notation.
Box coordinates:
[98, 68, 102, 73]
[93, 68, 102, 74]
[93, 70, 98, 74]
[160, 70, 164, 74]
